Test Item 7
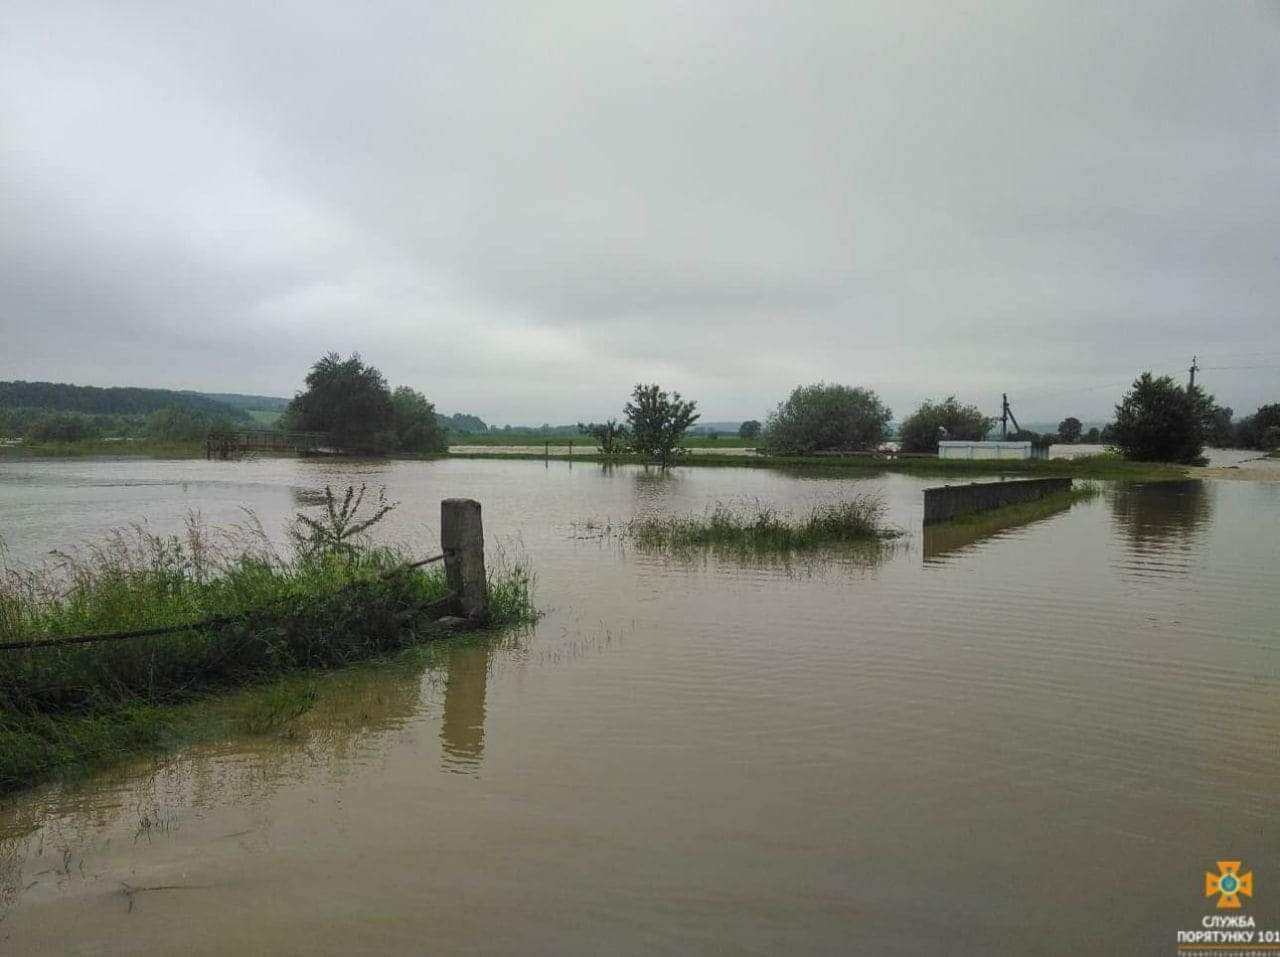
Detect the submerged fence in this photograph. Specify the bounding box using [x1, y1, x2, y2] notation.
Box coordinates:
[922, 478, 1073, 525]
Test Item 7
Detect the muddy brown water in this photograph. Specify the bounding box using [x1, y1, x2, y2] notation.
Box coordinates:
[1, 457, 1278, 954]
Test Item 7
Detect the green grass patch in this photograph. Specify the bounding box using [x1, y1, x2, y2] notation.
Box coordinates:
[616, 496, 900, 554]
[0, 498, 535, 795]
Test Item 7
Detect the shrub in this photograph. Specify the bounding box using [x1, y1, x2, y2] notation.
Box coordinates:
[760, 383, 892, 454]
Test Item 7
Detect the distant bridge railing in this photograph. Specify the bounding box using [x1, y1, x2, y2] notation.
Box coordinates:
[206, 429, 333, 459]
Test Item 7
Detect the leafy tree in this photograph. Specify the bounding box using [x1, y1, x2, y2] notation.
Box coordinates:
[1203, 405, 1234, 447]
[623, 384, 699, 466]
[760, 383, 892, 454]
[577, 419, 628, 454]
[146, 407, 235, 442]
[1083, 426, 1101, 443]
[390, 386, 447, 452]
[1110, 373, 1208, 463]
[1235, 403, 1280, 450]
[1262, 426, 1280, 451]
[284, 352, 396, 453]
[27, 413, 97, 443]
[738, 419, 762, 440]
[899, 397, 992, 452]
[1057, 416, 1083, 444]
[440, 412, 488, 434]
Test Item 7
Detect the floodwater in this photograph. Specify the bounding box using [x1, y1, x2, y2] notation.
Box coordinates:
[1, 457, 1278, 955]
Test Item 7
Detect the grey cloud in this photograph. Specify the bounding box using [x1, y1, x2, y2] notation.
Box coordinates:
[2, 0, 1277, 423]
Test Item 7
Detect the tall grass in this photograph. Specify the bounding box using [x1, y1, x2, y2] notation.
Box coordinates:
[0, 492, 535, 793]
[622, 496, 900, 553]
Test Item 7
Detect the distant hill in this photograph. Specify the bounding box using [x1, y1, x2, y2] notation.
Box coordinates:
[0, 380, 251, 421]
[193, 391, 290, 412]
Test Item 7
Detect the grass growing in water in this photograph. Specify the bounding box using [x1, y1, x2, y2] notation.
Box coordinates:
[0, 489, 535, 794]
[622, 496, 900, 553]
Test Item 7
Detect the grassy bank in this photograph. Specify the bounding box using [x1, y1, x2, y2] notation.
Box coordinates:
[449, 448, 1188, 481]
[614, 496, 900, 554]
[1, 438, 208, 458]
[0, 504, 534, 795]
[449, 433, 756, 449]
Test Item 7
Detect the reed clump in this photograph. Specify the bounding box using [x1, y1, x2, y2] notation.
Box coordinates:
[0, 487, 534, 793]
[624, 496, 900, 553]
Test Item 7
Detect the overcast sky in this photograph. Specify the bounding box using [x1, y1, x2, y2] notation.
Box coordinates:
[2, 1, 1277, 425]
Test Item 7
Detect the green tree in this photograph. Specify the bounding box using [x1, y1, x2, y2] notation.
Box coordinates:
[760, 383, 892, 454]
[738, 419, 762, 440]
[390, 386, 447, 453]
[27, 413, 97, 443]
[284, 352, 395, 453]
[898, 397, 992, 452]
[145, 406, 236, 442]
[1204, 405, 1234, 447]
[1057, 416, 1083, 444]
[1110, 373, 1208, 463]
[577, 419, 628, 454]
[1235, 403, 1280, 450]
[1084, 426, 1101, 443]
[623, 384, 699, 466]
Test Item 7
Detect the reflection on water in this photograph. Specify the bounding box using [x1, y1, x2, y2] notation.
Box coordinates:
[439, 638, 493, 771]
[1109, 480, 1212, 549]
[921, 498, 1074, 562]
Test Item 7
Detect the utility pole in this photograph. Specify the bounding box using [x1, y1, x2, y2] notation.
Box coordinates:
[1189, 356, 1199, 389]
[1000, 393, 1021, 440]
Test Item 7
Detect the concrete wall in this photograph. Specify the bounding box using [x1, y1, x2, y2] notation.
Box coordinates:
[938, 441, 1033, 460]
[922, 477, 1072, 525]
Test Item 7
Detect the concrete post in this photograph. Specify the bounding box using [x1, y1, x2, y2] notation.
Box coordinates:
[441, 498, 488, 622]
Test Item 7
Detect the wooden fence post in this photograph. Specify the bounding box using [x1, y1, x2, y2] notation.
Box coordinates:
[441, 498, 488, 622]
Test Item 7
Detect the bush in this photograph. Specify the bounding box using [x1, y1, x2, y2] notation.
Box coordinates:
[899, 397, 992, 452]
[760, 383, 891, 454]
[1110, 373, 1207, 463]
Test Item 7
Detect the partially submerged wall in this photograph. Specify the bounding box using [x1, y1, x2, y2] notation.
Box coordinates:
[922, 477, 1072, 525]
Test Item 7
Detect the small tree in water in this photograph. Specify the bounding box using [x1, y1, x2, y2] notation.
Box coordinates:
[577, 419, 628, 454]
[624, 384, 699, 466]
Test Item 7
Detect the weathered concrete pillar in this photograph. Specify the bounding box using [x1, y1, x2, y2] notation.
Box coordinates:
[441, 498, 488, 622]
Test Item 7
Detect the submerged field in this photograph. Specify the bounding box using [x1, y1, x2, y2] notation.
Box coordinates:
[0, 457, 1276, 953]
